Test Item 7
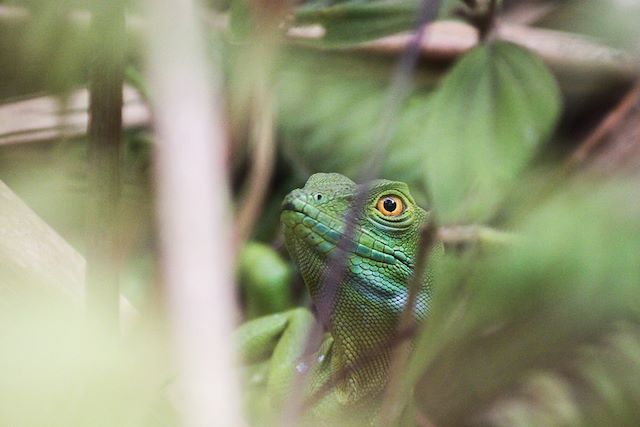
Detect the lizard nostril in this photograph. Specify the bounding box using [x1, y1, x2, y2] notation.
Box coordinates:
[282, 189, 309, 211]
[316, 194, 323, 201]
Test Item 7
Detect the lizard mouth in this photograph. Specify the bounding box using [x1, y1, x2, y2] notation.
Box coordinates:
[281, 194, 413, 272]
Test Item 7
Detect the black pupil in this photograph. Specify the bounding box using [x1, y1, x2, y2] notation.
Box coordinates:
[383, 198, 397, 213]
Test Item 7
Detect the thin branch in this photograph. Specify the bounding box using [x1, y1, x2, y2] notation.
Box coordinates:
[0, 86, 149, 146]
[234, 0, 284, 245]
[482, 0, 498, 40]
[289, 20, 638, 83]
[236, 81, 276, 244]
[463, 0, 499, 41]
[437, 224, 516, 247]
[565, 79, 640, 172]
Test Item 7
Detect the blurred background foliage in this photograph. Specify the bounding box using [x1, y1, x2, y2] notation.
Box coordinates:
[1, 0, 640, 425]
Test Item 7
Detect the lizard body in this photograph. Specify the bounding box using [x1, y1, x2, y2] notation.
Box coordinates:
[237, 173, 436, 425]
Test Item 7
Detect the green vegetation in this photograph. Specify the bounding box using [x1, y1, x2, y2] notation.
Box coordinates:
[1, 0, 639, 426]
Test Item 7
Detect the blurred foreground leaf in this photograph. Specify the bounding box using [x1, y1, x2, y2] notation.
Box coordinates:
[409, 179, 640, 425]
[0, 0, 90, 97]
[421, 41, 561, 222]
[0, 291, 172, 427]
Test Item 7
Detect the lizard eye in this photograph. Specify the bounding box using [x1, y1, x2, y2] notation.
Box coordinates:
[376, 195, 404, 216]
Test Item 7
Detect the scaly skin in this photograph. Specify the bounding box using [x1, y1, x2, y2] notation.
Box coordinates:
[237, 173, 435, 425]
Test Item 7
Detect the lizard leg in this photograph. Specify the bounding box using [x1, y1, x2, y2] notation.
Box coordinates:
[235, 308, 317, 420]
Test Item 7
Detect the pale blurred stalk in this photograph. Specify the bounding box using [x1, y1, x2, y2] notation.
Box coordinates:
[144, 0, 243, 427]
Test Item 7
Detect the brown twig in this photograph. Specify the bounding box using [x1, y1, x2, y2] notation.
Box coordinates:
[0, 86, 149, 146]
[565, 79, 640, 172]
[234, 2, 286, 245]
[236, 79, 276, 244]
[437, 224, 516, 247]
[455, 0, 499, 41]
[482, 0, 498, 40]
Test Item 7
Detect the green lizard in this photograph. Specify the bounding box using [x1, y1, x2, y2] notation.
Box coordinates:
[236, 173, 437, 426]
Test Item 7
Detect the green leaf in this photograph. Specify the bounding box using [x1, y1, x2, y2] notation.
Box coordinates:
[408, 180, 640, 425]
[294, 0, 421, 46]
[275, 52, 441, 206]
[420, 41, 561, 222]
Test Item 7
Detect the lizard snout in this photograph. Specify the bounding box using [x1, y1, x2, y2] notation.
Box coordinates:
[281, 189, 307, 212]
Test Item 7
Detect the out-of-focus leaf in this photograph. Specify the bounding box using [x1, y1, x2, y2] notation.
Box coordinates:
[0, 291, 171, 427]
[0, 0, 115, 97]
[538, 0, 640, 52]
[420, 41, 561, 222]
[294, 0, 421, 46]
[276, 43, 560, 215]
[408, 179, 640, 425]
[276, 51, 442, 206]
[239, 242, 293, 319]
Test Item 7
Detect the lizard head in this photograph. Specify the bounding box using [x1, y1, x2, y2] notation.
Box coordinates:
[281, 173, 433, 319]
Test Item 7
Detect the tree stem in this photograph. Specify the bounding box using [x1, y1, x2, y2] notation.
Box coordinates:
[86, 0, 126, 330]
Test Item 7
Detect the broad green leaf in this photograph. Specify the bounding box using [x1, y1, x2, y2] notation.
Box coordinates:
[420, 41, 561, 222]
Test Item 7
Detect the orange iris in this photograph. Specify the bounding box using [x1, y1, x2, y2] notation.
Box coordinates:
[376, 195, 404, 216]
